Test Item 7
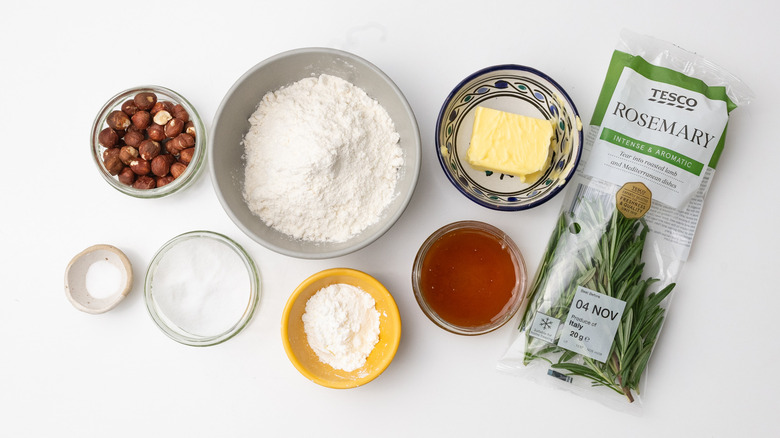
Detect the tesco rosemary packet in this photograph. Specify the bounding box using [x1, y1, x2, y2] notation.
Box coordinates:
[498, 30, 753, 412]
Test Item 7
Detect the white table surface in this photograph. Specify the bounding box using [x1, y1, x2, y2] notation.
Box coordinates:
[2, 1, 778, 436]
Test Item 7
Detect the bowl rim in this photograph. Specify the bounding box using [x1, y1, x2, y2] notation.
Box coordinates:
[281, 267, 402, 388]
[91, 84, 207, 198]
[208, 47, 421, 259]
[411, 220, 528, 335]
[434, 64, 583, 211]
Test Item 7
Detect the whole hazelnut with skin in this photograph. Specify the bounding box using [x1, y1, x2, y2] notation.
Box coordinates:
[166, 136, 184, 155]
[156, 175, 175, 187]
[138, 140, 161, 161]
[121, 99, 139, 116]
[131, 111, 151, 130]
[134, 92, 157, 111]
[123, 129, 144, 147]
[129, 158, 151, 176]
[103, 146, 121, 162]
[147, 123, 165, 141]
[104, 155, 123, 175]
[151, 101, 174, 114]
[170, 162, 187, 179]
[179, 147, 194, 165]
[170, 132, 195, 154]
[98, 127, 119, 148]
[118, 167, 136, 185]
[151, 155, 171, 177]
[172, 104, 189, 122]
[133, 175, 156, 190]
[106, 111, 131, 131]
[164, 118, 184, 138]
[119, 145, 139, 165]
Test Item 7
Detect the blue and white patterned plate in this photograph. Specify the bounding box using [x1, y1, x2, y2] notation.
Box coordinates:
[435, 65, 583, 211]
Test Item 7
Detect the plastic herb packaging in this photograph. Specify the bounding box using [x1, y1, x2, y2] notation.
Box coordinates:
[498, 30, 753, 412]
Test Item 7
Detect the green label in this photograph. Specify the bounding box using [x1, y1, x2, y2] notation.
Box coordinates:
[600, 127, 704, 176]
[592, 51, 736, 127]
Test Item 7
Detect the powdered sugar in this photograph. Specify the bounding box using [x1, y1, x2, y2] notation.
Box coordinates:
[302, 283, 380, 372]
[242, 74, 403, 243]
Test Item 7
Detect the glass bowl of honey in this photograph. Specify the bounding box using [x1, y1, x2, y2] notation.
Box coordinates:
[412, 221, 527, 335]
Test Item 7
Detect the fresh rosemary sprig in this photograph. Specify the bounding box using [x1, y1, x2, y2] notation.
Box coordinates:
[521, 195, 674, 403]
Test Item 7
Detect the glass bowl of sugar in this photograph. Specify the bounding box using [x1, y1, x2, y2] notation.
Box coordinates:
[144, 230, 260, 346]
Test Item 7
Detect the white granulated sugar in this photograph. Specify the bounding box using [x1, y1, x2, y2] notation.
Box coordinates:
[151, 238, 250, 337]
[302, 283, 381, 372]
[242, 74, 403, 243]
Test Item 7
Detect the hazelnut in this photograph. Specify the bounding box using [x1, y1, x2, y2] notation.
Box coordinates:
[103, 146, 121, 161]
[184, 121, 196, 138]
[166, 136, 184, 155]
[106, 110, 131, 131]
[119, 145, 139, 165]
[151, 101, 174, 114]
[180, 133, 195, 147]
[164, 118, 184, 138]
[152, 110, 172, 126]
[104, 155, 123, 175]
[98, 127, 119, 148]
[147, 123, 165, 141]
[151, 155, 171, 177]
[156, 175, 175, 187]
[134, 92, 157, 111]
[124, 129, 144, 147]
[121, 99, 139, 116]
[131, 111, 151, 130]
[129, 158, 151, 175]
[179, 147, 195, 165]
[172, 104, 189, 122]
[170, 162, 187, 179]
[133, 175, 156, 190]
[118, 166, 136, 185]
[138, 140, 161, 161]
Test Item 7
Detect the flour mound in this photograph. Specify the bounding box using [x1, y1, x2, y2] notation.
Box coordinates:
[302, 283, 380, 372]
[242, 74, 403, 243]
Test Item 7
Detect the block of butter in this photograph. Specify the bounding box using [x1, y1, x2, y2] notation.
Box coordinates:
[466, 107, 554, 182]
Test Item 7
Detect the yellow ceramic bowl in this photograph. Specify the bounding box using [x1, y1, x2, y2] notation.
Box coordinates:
[282, 268, 401, 389]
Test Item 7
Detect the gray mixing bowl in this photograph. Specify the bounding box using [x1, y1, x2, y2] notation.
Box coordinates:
[209, 48, 421, 259]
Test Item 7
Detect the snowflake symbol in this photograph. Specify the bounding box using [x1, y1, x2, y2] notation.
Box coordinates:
[540, 318, 553, 330]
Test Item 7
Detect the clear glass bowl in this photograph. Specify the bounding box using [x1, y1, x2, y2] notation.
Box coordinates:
[412, 221, 527, 335]
[90, 85, 206, 198]
[144, 231, 260, 346]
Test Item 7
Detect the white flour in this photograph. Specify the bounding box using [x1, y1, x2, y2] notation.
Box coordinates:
[242, 74, 403, 242]
[302, 283, 380, 372]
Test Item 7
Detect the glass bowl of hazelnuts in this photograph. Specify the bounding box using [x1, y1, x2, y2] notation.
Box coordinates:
[91, 85, 206, 198]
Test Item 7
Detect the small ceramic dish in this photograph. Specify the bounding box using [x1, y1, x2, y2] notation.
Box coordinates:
[64, 244, 133, 314]
[282, 268, 401, 389]
[91, 85, 206, 198]
[144, 231, 260, 347]
[210, 48, 421, 259]
[435, 65, 583, 210]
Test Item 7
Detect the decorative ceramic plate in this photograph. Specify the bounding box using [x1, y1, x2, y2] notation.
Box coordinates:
[435, 65, 583, 210]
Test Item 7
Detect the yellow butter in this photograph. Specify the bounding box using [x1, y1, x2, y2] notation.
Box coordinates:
[466, 107, 554, 182]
